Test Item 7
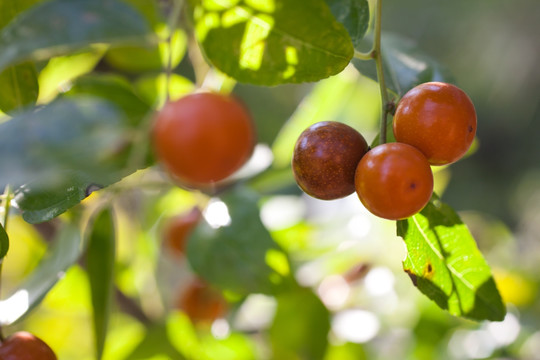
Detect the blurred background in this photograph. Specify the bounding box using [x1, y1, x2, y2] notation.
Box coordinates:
[1, 0, 539, 359]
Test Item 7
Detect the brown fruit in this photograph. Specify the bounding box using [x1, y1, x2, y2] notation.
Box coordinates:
[292, 121, 369, 200]
[0, 332, 57, 360]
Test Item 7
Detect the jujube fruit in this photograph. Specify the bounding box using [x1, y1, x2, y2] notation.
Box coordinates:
[393, 82, 477, 165]
[177, 278, 227, 324]
[0, 332, 57, 360]
[355, 143, 433, 220]
[292, 121, 369, 200]
[163, 207, 201, 257]
[152, 92, 256, 186]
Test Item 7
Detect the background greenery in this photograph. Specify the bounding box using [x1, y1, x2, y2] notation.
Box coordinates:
[0, 0, 539, 359]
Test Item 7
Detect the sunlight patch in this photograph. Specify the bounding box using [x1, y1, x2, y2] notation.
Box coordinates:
[239, 14, 274, 70]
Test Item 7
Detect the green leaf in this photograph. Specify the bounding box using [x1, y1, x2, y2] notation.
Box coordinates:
[0, 0, 43, 29]
[0, 97, 128, 187]
[199, 333, 257, 360]
[0, 1, 41, 113]
[63, 73, 152, 127]
[186, 187, 290, 295]
[13, 171, 94, 224]
[104, 28, 187, 74]
[86, 208, 116, 360]
[0, 0, 153, 72]
[189, 0, 353, 85]
[127, 322, 185, 360]
[38, 49, 106, 103]
[324, 0, 370, 49]
[0, 62, 39, 114]
[134, 73, 194, 109]
[0, 223, 9, 259]
[166, 312, 199, 359]
[397, 196, 506, 321]
[120, 0, 165, 28]
[270, 287, 330, 360]
[0, 222, 82, 325]
[3, 97, 137, 223]
[352, 33, 454, 96]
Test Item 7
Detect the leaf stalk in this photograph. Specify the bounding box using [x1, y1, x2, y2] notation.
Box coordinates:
[352, 0, 392, 146]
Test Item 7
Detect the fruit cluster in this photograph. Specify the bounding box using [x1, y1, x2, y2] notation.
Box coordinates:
[292, 82, 477, 220]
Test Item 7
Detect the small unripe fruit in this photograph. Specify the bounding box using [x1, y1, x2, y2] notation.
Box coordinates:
[292, 121, 368, 200]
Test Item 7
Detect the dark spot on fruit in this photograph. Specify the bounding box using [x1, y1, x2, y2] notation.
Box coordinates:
[410, 182, 417, 190]
[468, 125, 473, 133]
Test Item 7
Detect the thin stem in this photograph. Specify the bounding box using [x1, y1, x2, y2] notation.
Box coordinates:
[2, 185, 12, 231]
[372, 0, 391, 145]
[164, 0, 183, 102]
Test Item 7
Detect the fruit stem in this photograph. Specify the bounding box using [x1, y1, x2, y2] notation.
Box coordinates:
[373, 0, 391, 145]
[0, 185, 13, 342]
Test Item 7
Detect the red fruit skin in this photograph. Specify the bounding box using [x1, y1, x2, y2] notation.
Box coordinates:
[164, 207, 201, 256]
[355, 143, 434, 220]
[0, 332, 57, 360]
[292, 121, 369, 200]
[393, 82, 477, 165]
[177, 278, 227, 324]
[152, 92, 256, 186]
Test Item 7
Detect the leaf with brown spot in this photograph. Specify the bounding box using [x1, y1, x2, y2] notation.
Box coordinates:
[397, 195, 506, 321]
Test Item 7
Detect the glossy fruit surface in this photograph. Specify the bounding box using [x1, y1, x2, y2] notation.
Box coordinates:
[164, 207, 201, 256]
[153, 92, 255, 185]
[177, 278, 227, 324]
[0, 332, 57, 360]
[355, 143, 433, 220]
[292, 121, 368, 200]
[393, 82, 477, 165]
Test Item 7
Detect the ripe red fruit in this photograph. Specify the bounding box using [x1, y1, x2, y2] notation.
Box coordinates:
[177, 278, 227, 324]
[355, 143, 433, 220]
[152, 92, 256, 186]
[163, 207, 201, 256]
[0, 332, 57, 360]
[393, 82, 477, 165]
[292, 121, 369, 200]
